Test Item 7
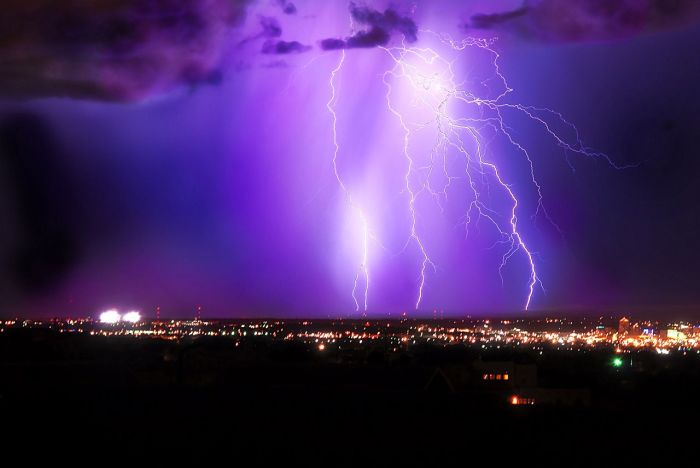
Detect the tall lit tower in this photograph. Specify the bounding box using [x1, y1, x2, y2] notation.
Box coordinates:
[196, 305, 202, 322]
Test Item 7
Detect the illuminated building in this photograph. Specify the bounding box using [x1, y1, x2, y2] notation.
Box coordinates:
[618, 317, 630, 336]
[661, 329, 686, 340]
[511, 389, 590, 407]
[473, 360, 537, 388]
[510, 395, 534, 405]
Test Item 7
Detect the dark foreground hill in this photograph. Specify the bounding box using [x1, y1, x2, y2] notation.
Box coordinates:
[1, 330, 697, 465]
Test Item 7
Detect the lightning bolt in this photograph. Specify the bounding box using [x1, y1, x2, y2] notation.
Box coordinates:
[353, 212, 369, 314]
[325, 29, 622, 313]
[382, 64, 436, 310]
[327, 50, 369, 315]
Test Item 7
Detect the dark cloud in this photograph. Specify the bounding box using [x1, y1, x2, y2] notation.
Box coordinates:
[276, 0, 297, 15]
[347, 26, 391, 48]
[349, 3, 418, 42]
[246, 14, 310, 56]
[237, 15, 284, 50]
[319, 38, 347, 51]
[261, 40, 311, 55]
[463, 0, 700, 43]
[468, 6, 530, 30]
[0, 0, 253, 101]
[320, 40, 348, 51]
[259, 16, 282, 38]
[320, 3, 417, 50]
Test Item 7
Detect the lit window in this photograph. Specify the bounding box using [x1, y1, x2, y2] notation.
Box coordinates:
[483, 374, 488, 380]
[503, 374, 509, 381]
[510, 396, 519, 405]
[496, 374, 502, 380]
[489, 374, 494, 380]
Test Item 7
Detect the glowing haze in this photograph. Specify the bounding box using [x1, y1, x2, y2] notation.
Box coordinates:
[1, 1, 699, 318]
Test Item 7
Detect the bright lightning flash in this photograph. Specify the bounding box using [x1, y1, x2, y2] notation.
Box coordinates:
[327, 50, 369, 314]
[326, 31, 621, 313]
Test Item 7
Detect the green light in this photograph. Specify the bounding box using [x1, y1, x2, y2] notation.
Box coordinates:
[612, 357, 623, 367]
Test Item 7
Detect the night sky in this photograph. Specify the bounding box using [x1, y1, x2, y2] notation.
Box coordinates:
[1, 0, 700, 319]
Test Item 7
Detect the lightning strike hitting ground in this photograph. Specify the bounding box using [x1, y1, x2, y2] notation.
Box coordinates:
[326, 28, 621, 313]
[327, 50, 369, 314]
[381, 66, 437, 310]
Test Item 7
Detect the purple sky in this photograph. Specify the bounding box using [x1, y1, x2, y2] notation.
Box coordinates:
[1, 1, 700, 318]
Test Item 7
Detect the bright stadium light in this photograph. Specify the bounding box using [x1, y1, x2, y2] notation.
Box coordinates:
[122, 311, 141, 323]
[99, 309, 121, 324]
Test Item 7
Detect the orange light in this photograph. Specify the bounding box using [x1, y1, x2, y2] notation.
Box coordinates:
[503, 374, 509, 381]
[318, 343, 325, 351]
[510, 396, 519, 405]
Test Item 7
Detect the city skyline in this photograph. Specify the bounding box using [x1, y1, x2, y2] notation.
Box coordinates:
[6, 314, 700, 358]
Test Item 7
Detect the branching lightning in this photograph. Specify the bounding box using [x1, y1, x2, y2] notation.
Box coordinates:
[382, 65, 436, 310]
[326, 28, 621, 313]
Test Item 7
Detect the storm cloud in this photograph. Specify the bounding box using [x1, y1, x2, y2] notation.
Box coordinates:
[320, 3, 417, 50]
[276, 0, 297, 15]
[0, 0, 254, 101]
[463, 0, 700, 43]
[468, 6, 530, 30]
[259, 16, 283, 38]
[261, 39, 311, 55]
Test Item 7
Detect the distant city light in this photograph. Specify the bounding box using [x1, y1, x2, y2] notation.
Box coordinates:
[99, 310, 121, 324]
[123, 311, 141, 323]
[9, 316, 698, 359]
